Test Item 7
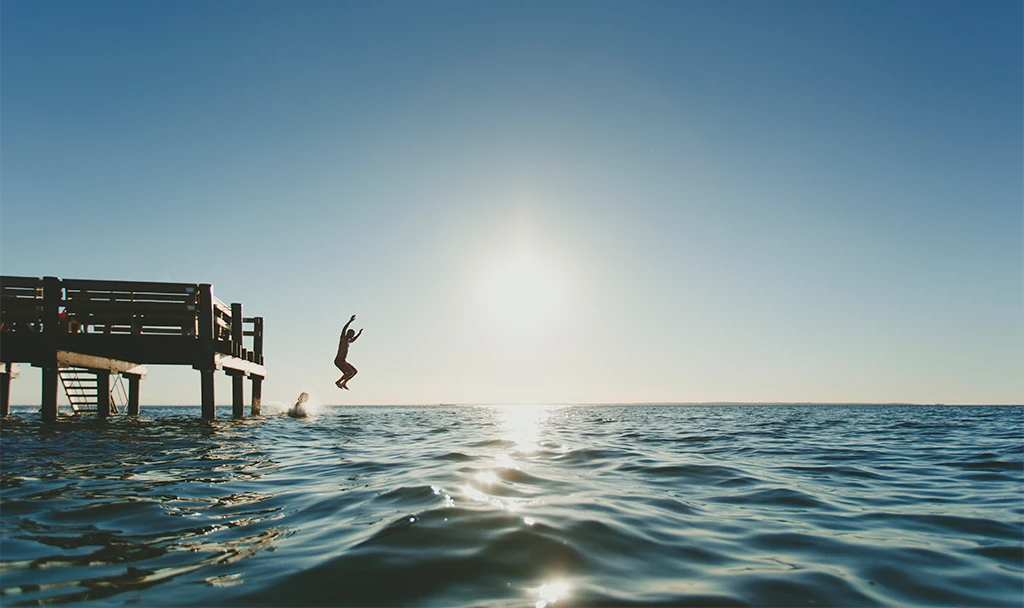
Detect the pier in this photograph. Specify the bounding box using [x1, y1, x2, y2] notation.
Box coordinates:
[0, 276, 266, 421]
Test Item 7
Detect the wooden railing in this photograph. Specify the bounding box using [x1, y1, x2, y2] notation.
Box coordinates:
[1, 276, 264, 365]
[63, 279, 200, 336]
[0, 276, 44, 329]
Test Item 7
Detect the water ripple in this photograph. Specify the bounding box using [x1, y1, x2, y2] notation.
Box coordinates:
[1, 404, 1021, 607]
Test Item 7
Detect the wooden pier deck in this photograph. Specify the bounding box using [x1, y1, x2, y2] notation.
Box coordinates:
[0, 276, 266, 421]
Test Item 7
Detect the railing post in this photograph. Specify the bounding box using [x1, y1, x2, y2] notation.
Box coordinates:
[231, 303, 243, 357]
[96, 370, 110, 419]
[41, 276, 61, 422]
[254, 317, 264, 365]
[198, 284, 214, 348]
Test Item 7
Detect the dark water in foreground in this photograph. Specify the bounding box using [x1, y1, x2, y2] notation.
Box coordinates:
[1, 405, 1021, 607]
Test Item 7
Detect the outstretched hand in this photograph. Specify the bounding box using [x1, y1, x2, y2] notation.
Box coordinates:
[350, 314, 356, 322]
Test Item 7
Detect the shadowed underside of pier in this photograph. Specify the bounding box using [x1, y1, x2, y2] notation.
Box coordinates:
[0, 276, 266, 421]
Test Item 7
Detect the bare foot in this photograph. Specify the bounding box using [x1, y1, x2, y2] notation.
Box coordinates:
[342, 384, 350, 390]
[335, 379, 344, 388]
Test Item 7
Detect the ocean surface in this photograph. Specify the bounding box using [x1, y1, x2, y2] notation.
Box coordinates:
[1, 404, 1021, 607]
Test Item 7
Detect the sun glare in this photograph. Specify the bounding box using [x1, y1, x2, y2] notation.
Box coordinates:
[473, 248, 567, 339]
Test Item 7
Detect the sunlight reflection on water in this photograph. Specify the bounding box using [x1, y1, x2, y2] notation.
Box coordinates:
[457, 404, 563, 516]
[497, 403, 557, 453]
[535, 580, 571, 608]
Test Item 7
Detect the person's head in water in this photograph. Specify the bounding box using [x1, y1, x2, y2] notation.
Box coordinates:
[289, 393, 310, 418]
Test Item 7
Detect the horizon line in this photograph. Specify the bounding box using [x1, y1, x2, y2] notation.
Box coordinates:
[6, 401, 1023, 408]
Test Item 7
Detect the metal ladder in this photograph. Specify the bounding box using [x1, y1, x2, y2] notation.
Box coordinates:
[58, 368, 124, 414]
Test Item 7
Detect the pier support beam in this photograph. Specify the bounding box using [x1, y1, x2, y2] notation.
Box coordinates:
[96, 370, 111, 419]
[251, 376, 262, 416]
[229, 303, 245, 419]
[1, 371, 10, 417]
[42, 367, 58, 422]
[41, 276, 61, 422]
[250, 316, 264, 417]
[201, 370, 215, 420]
[230, 371, 245, 419]
[126, 373, 141, 416]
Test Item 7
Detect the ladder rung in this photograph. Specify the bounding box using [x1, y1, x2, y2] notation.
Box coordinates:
[59, 368, 124, 415]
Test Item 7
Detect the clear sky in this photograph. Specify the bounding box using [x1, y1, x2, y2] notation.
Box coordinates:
[2, 1, 1021, 406]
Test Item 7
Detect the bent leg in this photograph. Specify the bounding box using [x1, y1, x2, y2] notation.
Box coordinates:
[336, 361, 356, 389]
[340, 363, 358, 389]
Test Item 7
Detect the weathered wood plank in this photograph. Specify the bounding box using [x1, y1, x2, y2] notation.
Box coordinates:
[0, 276, 44, 286]
[1, 298, 44, 307]
[57, 335, 196, 365]
[75, 325, 192, 335]
[56, 351, 147, 376]
[71, 319, 195, 334]
[127, 326, 194, 335]
[0, 292, 43, 301]
[62, 279, 199, 293]
[65, 301, 196, 314]
[0, 307, 42, 319]
[213, 353, 266, 377]
[65, 291, 197, 303]
[0, 332, 39, 363]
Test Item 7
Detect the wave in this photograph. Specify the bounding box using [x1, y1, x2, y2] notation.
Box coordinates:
[1, 405, 1021, 607]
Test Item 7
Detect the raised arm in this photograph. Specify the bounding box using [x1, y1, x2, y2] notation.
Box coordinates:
[351, 328, 363, 342]
[341, 314, 356, 336]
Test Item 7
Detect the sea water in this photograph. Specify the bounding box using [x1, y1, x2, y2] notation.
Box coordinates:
[1, 405, 1021, 607]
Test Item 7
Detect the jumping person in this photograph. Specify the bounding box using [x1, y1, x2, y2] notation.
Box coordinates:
[335, 314, 362, 390]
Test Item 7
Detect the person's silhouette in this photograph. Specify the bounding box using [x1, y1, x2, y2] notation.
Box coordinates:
[288, 392, 309, 418]
[335, 314, 362, 390]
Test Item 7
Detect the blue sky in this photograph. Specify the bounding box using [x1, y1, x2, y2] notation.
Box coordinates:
[2, 1, 1021, 406]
